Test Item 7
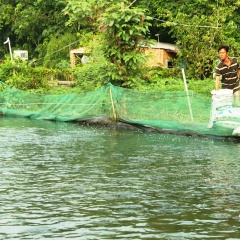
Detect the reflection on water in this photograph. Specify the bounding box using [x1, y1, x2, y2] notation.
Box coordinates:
[0, 117, 240, 239]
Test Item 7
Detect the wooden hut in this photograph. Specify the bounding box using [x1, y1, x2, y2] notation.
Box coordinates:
[143, 42, 179, 68]
[70, 42, 179, 68]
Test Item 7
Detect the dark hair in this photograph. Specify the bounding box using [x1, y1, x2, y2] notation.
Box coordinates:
[218, 45, 229, 53]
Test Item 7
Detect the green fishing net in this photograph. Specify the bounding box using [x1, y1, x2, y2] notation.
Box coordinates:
[0, 82, 239, 137]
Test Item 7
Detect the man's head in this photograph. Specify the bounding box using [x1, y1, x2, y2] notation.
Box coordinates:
[218, 45, 229, 61]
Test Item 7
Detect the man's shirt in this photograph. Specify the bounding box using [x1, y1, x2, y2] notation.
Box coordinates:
[216, 57, 240, 93]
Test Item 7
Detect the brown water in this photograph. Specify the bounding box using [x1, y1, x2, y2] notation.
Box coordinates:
[0, 117, 240, 239]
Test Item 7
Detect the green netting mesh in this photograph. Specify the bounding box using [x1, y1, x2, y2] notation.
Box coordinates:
[0, 83, 113, 121]
[0, 82, 239, 137]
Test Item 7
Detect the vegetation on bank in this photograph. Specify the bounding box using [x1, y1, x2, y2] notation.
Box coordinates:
[0, 1, 238, 94]
[0, 57, 214, 95]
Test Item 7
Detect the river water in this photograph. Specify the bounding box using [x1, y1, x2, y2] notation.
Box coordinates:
[0, 117, 240, 240]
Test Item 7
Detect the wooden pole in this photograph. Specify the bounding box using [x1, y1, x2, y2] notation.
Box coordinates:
[182, 68, 194, 122]
[110, 86, 117, 121]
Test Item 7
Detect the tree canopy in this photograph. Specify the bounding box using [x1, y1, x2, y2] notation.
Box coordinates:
[0, 0, 239, 80]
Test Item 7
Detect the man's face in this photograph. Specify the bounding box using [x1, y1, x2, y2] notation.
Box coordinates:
[218, 48, 228, 61]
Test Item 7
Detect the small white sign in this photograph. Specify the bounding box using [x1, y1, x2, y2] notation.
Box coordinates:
[13, 50, 28, 61]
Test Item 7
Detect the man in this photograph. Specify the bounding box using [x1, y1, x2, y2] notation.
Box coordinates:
[215, 45, 240, 105]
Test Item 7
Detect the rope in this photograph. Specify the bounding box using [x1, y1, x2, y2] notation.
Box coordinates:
[0, 102, 113, 106]
[152, 17, 238, 29]
[32, 38, 81, 63]
[29, 13, 238, 64]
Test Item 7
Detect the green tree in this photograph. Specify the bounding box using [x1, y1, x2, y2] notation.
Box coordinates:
[63, 1, 153, 86]
[0, 0, 72, 60]
[41, 32, 79, 68]
[99, 2, 152, 86]
[153, 0, 240, 79]
[63, 0, 114, 34]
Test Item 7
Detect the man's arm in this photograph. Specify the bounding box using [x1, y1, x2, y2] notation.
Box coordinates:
[215, 75, 220, 90]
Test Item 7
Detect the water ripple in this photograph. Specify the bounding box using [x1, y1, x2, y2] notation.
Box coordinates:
[0, 117, 240, 239]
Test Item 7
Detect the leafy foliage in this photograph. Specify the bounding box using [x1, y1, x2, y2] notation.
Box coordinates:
[40, 32, 79, 68]
[0, 0, 239, 91]
[0, 58, 61, 90]
[0, 0, 70, 59]
[99, 3, 152, 86]
[63, 0, 113, 33]
[154, 0, 240, 79]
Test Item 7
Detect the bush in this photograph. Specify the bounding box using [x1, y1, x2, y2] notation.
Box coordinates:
[0, 56, 214, 96]
[73, 61, 118, 91]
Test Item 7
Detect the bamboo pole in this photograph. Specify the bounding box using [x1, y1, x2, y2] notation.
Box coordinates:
[110, 86, 117, 121]
[182, 68, 194, 122]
